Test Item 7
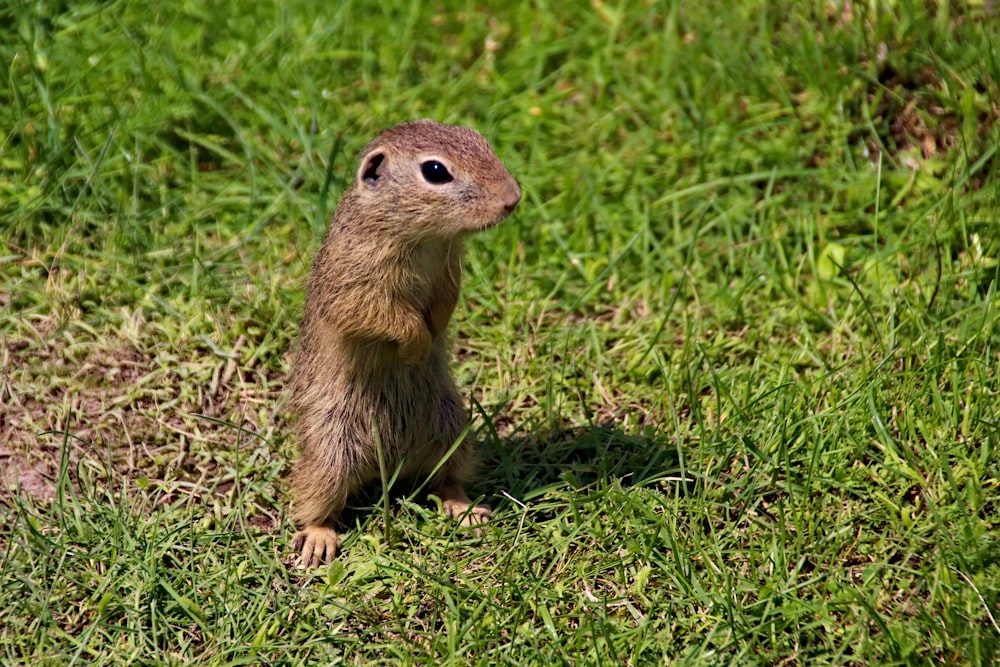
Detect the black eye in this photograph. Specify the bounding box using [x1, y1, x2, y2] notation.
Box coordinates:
[421, 160, 453, 184]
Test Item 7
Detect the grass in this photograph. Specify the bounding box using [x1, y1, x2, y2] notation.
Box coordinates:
[2, 0, 999, 664]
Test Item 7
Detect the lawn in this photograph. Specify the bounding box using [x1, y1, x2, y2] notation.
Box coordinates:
[2, 0, 999, 664]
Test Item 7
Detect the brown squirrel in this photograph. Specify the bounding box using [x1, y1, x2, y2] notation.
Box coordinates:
[289, 120, 521, 566]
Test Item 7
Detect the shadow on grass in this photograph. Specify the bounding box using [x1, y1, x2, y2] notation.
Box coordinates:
[479, 419, 687, 507]
[333, 419, 686, 531]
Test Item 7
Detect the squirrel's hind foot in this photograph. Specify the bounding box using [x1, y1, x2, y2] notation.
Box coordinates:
[292, 524, 340, 568]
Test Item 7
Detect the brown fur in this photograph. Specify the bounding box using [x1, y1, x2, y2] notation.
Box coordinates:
[289, 120, 521, 566]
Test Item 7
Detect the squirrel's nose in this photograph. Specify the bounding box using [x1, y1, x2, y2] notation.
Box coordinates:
[502, 184, 522, 214]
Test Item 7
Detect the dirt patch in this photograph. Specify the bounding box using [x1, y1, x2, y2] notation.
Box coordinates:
[0, 324, 288, 505]
[0, 444, 57, 502]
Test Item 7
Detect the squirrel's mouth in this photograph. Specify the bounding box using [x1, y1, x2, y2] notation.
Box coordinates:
[478, 194, 521, 231]
[476, 181, 521, 231]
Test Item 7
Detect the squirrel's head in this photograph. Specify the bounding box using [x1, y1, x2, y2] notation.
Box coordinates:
[352, 119, 521, 239]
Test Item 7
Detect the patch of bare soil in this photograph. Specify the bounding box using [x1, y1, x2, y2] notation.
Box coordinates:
[0, 443, 56, 503]
[0, 328, 288, 505]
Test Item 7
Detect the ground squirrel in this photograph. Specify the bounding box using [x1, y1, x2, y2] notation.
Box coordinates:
[289, 119, 521, 566]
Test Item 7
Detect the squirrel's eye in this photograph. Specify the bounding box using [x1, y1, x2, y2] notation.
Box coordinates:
[421, 160, 453, 184]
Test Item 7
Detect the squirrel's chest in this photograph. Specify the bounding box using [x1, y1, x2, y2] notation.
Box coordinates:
[409, 240, 457, 295]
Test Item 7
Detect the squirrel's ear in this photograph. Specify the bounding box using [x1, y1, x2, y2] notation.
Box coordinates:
[359, 152, 386, 186]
